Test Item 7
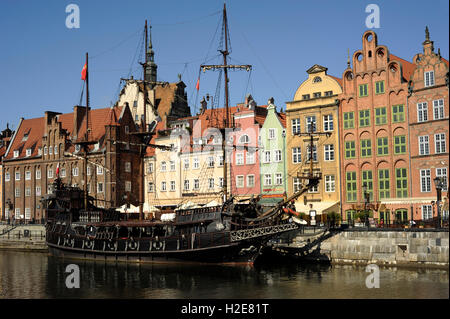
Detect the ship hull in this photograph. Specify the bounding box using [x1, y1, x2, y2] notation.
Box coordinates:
[47, 241, 261, 264]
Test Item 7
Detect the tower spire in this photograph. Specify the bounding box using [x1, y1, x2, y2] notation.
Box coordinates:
[145, 20, 157, 84]
[347, 48, 350, 68]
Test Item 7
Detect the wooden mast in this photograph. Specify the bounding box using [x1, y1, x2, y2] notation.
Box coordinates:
[139, 21, 148, 221]
[84, 52, 89, 210]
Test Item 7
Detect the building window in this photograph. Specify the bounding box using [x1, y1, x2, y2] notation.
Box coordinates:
[291, 118, 301, 135]
[392, 104, 405, 123]
[325, 175, 335, 192]
[313, 92, 321, 98]
[36, 186, 41, 196]
[424, 71, 435, 87]
[5, 172, 10, 182]
[36, 170, 41, 180]
[422, 205, 433, 220]
[218, 155, 224, 167]
[394, 135, 406, 154]
[345, 141, 356, 159]
[274, 150, 282, 162]
[25, 171, 31, 180]
[377, 137, 389, 156]
[193, 179, 199, 190]
[378, 169, 390, 199]
[44, 146, 48, 155]
[125, 181, 131, 192]
[245, 175, 254, 188]
[13, 150, 19, 158]
[324, 144, 334, 161]
[161, 161, 166, 172]
[420, 169, 431, 192]
[346, 172, 357, 202]
[170, 161, 176, 171]
[26, 149, 32, 157]
[38, 147, 42, 156]
[306, 145, 317, 162]
[72, 167, 78, 177]
[219, 177, 224, 188]
[15, 172, 20, 181]
[359, 110, 370, 127]
[436, 168, 448, 191]
[359, 84, 368, 97]
[268, 128, 276, 140]
[208, 178, 215, 189]
[275, 173, 283, 185]
[433, 99, 445, 120]
[306, 116, 316, 133]
[313, 76, 322, 83]
[302, 94, 310, 100]
[361, 139, 372, 157]
[15, 208, 21, 218]
[125, 162, 131, 173]
[343, 112, 354, 129]
[97, 166, 103, 175]
[361, 170, 373, 201]
[395, 168, 408, 198]
[207, 156, 214, 168]
[61, 168, 66, 177]
[193, 157, 199, 169]
[292, 147, 301, 164]
[183, 158, 189, 169]
[293, 177, 301, 192]
[375, 81, 385, 94]
[264, 151, 271, 164]
[417, 102, 428, 122]
[97, 182, 104, 193]
[15, 188, 20, 198]
[324, 90, 333, 97]
[147, 163, 154, 173]
[236, 175, 244, 188]
[148, 182, 154, 193]
[48, 170, 55, 180]
[25, 187, 31, 197]
[419, 136, 430, 155]
[161, 181, 167, 192]
[54, 145, 58, 155]
[264, 174, 272, 186]
[375, 107, 387, 125]
[236, 153, 244, 165]
[308, 183, 318, 193]
[346, 210, 357, 221]
[435, 133, 446, 153]
[246, 151, 255, 164]
[239, 135, 250, 144]
[323, 115, 333, 131]
[183, 180, 190, 191]
[49, 146, 53, 155]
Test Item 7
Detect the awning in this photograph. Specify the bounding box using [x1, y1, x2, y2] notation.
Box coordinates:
[294, 201, 339, 215]
[258, 197, 284, 206]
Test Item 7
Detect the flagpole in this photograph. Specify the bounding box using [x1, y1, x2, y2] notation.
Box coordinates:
[84, 52, 89, 210]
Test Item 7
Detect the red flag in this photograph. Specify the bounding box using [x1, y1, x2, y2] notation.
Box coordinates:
[195, 77, 200, 91]
[81, 63, 87, 81]
[56, 163, 60, 178]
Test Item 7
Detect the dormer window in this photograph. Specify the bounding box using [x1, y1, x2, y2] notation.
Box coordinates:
[75, 144, 81, 153]
[13, 150, 19, 158]
[26, 149, 32, 157]
[38, 147, 42, 156]
[424, 71, 435, 87]
[22, 133, 29, 142]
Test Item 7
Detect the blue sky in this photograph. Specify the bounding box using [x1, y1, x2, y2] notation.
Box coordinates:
[0, 0, 448, 131]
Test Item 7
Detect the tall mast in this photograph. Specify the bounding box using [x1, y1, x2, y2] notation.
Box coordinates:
[84, 52, 89, 210]
[200, 4, 251, 203]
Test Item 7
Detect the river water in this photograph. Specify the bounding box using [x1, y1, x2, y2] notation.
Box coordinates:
[0, 251, 448, 299]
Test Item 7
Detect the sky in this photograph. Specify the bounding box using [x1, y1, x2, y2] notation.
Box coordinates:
[0, 0, 448, 131]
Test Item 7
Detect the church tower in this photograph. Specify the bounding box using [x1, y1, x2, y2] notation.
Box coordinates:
[145, 24, 157, 85]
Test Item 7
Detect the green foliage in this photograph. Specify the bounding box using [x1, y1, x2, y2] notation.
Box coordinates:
[327, 211, 341, 220]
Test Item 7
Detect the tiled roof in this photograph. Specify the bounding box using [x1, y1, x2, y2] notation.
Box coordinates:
[5, 106, 124, 160]
[390, 54, 417, 81]
[329, 75, 343, 87]
[277, 112, 286, 128]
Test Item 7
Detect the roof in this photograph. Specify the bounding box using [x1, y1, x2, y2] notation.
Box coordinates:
[390, 54, 417, 81]
[5, 106, 124, 160]
[277, 112, 286, 128]
[329, 75, 343, 87]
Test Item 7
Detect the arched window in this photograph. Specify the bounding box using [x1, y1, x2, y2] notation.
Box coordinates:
[239, 135, 250, 144]
[313, 76, 322, 83]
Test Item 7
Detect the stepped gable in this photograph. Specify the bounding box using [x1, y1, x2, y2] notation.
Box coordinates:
[4, 117, 44, 160]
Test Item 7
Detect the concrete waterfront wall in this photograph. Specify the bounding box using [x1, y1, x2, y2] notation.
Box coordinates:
[0, 225, 47, 252]
[319, 230, 449, 268]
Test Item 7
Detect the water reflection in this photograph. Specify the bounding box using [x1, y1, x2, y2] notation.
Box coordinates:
[0, 251, 448, 299]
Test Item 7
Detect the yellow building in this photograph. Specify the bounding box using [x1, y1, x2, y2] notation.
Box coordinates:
[285, 65, 342, 223]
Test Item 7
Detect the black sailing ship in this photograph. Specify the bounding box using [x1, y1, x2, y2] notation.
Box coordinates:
[44, 5, 320, 264]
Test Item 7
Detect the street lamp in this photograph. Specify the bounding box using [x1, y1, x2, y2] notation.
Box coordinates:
[362, 183, 370, 228]
[434, 176, 444, 228]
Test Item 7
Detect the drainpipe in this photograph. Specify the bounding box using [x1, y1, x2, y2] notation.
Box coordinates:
[407, 81, 414, 223]
[336, 99, 343, 221]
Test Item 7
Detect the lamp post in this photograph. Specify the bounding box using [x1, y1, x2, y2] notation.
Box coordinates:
[434, 176, 443, 229]
[362, 183, 370, 228]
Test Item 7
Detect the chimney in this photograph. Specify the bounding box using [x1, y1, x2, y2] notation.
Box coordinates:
[72, 106, 87, 140]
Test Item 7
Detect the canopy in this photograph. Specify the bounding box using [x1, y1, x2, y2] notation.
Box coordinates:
[294, 201, 339, 215]
[206, 200, 220, 207]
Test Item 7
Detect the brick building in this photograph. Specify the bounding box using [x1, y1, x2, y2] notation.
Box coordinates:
[0, 125, 13, 220]
[339, 30, 416, 223]
[1, 105, 141, 223]
[407, 28, 449, 221]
